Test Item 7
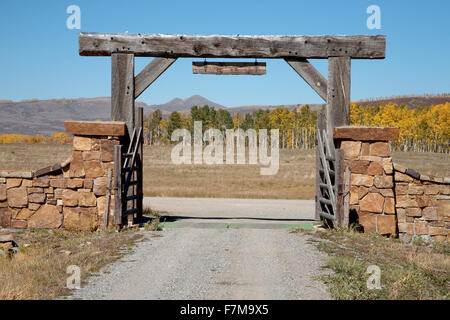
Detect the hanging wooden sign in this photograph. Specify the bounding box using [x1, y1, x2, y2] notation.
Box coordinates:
[192, 61, 266, 75]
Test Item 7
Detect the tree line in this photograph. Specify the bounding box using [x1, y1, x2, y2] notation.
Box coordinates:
[145, 102, 449, 153]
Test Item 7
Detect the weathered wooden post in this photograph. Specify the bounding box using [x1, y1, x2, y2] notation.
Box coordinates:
[111, 53, 135, 136]
[326, 56, 351, 146]
[326, 56, 351, 227]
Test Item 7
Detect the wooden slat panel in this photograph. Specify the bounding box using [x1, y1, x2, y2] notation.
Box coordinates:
[114, 145, 122, 225]
[103, 168, 112, 230]
[135, 58, 176, 98]
[79, 33, 386, 59]
[64, 121, 126, 136]
[285, 58, 327, 101]
[192, 61, 266, 75]
[111, 53, 134, 136]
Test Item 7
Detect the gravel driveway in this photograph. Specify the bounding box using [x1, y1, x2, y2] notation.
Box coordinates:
[69, 198, 331, 300]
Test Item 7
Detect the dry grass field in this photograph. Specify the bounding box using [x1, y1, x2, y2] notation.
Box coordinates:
[0, 143, 448, 199]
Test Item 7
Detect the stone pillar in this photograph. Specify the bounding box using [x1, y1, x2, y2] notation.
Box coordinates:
[333, 127, 399, 235]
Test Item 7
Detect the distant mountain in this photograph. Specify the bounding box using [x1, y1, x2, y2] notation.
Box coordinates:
[353, 95, 450, 109]
[0, 97, 148, 136]
[146, 95, 225, 112]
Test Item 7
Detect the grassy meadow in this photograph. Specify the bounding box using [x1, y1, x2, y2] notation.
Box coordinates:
[0, 143, 448, 199]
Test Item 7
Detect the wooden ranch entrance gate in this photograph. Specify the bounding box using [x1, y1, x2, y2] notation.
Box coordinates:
[78, 33, 386, 227]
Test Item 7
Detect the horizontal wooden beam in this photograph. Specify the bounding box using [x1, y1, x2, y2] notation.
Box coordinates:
[285, 58, 327, 101]
[79, 33, 386, 59]
[135, 57, 176, 98]
[65, 121, 127, 136]
[333, 126, 399, 141]
[193, 61, 266, 75]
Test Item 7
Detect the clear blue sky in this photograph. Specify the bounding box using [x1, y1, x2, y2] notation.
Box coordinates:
[0, 0, 449, 107]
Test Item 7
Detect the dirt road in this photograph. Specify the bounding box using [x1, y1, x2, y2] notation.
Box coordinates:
[70, 198, 331, 300]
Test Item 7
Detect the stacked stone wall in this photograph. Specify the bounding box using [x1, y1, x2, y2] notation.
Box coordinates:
[0, 135, 119, 231]
[393, 164, 449, 242]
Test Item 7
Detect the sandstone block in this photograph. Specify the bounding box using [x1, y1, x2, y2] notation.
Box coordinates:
[408, 184, 424, 195]
[346, 161, 369, 174]
[361, 143, 370, 156]
[439, 184, 450, 195]
[82, 151, 101, 161]
[28, 203, 41, 211]
[398, 222, 413, 234]
[0, 208, 12, 228]
[27, 187, 44, 194]
[437, 199, 450, 218]
[341, 141, 361, 160]
[85, 161, 104, 179]
[422, 207, 438, 221]
[33, 177, 50, 187]
[28, 193, 46, 204]
[381, 158, 393, 174]
[417, 195, 436, 208]
[62, 189, 78, 207]
[28, 204, 62, 229]
[397, 208, 406, 222]
[6, 178, 22, 189]
[395, 184, 408, 195]
[73, 136, 92, 151]
[16, 208, 34, 220]
[7, 187, 28, 208]
[101, 140, 115, 162]
[384, 197, 395, 214]
[78, 191, 97, 207]
[22, 179, 33, 187]
[63, 207, 98, 231]
[359, 212, 377, 233]
[367, 162, 383, 175]
[350, 186, 359, 205]
[84, 179, 93, 189]
[374, 175, 394, 189]
[380, 189, 394, 197]
[351, 174, 373, 187]
[44, 187, 54, 194]
[358, 186, 369, 200]
[424, 184, 440, 195]
[395, 172, 413, 183]
[0, 184, 6, 201]
[406, 207, 421, 217]
[370, 142, 389, 157]
[67, 179, 84, 189]
[50, 179, 66, 188]
[414, 221, 428, 235]
[395, 195, 407, 208]
[377, 215, 396, 235]
[69, 151, 85, 178]
[360, 193, 384, 213]
[93, 177, 107, 196]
